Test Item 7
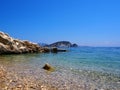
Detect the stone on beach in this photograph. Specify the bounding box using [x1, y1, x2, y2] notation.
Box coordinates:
[43, 63, 55, 72]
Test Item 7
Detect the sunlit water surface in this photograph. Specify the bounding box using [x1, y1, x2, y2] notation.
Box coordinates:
[0, 47, 120, 89]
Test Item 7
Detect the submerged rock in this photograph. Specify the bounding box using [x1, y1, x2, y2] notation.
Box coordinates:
[43, 63, 55, 72]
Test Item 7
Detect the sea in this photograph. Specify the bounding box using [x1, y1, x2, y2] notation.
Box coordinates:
[0, 47, 120, 90]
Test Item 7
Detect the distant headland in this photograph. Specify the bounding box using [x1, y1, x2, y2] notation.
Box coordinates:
[39, 41, 78, 47]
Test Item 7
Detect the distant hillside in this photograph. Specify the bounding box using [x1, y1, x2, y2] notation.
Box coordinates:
[46, 41, 78, 47]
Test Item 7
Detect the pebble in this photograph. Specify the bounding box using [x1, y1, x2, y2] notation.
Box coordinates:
[17, 85, 22, 88]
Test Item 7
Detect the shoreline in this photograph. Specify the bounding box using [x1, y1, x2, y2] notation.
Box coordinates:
[0, 46, 120, 90]
[0, 64, 120, 90]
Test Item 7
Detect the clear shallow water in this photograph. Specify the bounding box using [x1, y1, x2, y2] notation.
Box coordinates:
[0, 47, 120, 89]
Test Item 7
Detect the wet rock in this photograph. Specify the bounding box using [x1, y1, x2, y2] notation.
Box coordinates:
[43, 63, 55, 71]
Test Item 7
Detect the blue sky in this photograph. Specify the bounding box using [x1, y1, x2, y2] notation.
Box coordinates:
[0, 0, 120, 46]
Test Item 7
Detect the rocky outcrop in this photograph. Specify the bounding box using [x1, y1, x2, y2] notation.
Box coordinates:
[47, 41, 78, 47]
[0, 31, 49, 54]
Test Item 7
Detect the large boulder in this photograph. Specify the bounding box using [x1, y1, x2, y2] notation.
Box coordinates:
[42, 63, 55, 72]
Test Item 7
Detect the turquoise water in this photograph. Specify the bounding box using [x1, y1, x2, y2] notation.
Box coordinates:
[0, 47, 120, 89]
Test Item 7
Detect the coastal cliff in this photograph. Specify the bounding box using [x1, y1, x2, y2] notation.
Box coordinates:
[0, 32, 49, 54]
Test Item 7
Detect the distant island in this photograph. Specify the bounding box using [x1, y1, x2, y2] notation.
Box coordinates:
[39, 41, 78, 47]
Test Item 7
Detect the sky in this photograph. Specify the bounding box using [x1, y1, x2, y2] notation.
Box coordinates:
[0, 0, 120, 46]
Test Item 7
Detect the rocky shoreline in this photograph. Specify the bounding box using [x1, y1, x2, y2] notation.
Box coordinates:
[0, 31, 67, 55]
[0, 32, 47, 54]
[0, 31, 68, 89]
